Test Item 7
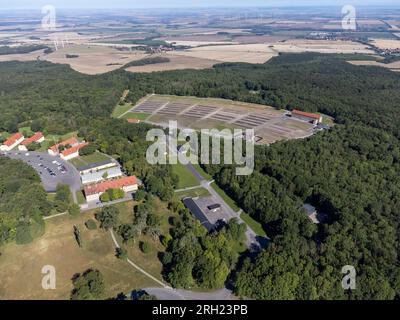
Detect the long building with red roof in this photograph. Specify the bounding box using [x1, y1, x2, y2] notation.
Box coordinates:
[60, 142, 89, 160]
[84, 176, 138, 201]
[291, 109, 323, 124]
[18, 132, 44, 151]
[0, 133, 24, 151]
[48, 137, 79, 156]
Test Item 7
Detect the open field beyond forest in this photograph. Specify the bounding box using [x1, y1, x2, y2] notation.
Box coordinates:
[0, 202, 164, 300]
[42, 45, 149, 74]
[125, 53, 220, 73]
[171, 44, 278, 64]
[370, 38, 400, 50]
[347, 59, 400, 72]
[125, 94, 314, 144]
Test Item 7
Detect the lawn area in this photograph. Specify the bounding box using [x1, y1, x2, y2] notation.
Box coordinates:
[113, 199, 177, 285]
[240, 212, 267, 237]
[69, 152, 111, 168]
[18, 126, 34, 136]
[174, 187, 210, 200]
[38, 131, 77, 152]
[120, 112, 151, 120]
[112, 103, 133, 118]
[0, 210, 158, 299]
[171, 162, 200, 189]
[192, 163, 213, 181]
[210, 182, 240, 212]
[76, 190, 86, 205]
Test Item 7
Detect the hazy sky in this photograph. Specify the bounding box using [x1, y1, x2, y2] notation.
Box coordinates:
[1, 0, 399, 9]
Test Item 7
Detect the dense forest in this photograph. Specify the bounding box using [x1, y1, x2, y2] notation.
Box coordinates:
[0, 44, 49, 55]
[1, 53, 400, 299]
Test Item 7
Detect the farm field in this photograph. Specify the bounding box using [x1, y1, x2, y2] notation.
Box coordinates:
[271, 39, 374, 54]
[125, 53, 219, 73]
[42, 45, 149, 74]
[0, 49, 45, 62]
[0, 208, 159, 300]
[171, 44, 278, 64]
[347, 60, 400, 72]
[129, 94, 314, 144]
[370, 39, 400, 50]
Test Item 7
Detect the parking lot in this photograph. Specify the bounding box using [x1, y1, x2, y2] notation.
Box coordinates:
[192, 195, 233, 226]
[0, 151, 82, 193]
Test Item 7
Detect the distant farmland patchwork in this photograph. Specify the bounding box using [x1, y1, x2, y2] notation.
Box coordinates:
[121, 95, 314, 144]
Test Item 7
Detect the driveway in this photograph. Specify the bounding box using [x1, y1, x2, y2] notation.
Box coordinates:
[1, 150, 82, 193]
[142, 287, 236, 300]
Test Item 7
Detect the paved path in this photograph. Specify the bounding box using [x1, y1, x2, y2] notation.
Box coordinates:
[80, 193, 135, 211]
[143, 287, 236, 300]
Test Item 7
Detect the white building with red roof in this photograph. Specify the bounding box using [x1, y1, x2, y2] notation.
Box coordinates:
[48, 137, 88, 160]
[60, 142, 89, 161]
[84, 176, 138, 202]
[18, 132, 44, 151]
[0, 133, 25, 151]
[291, 109, 323, 125]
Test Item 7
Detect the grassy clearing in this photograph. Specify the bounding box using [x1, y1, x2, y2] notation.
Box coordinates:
[112, 102, 133, 118]
[70, 152, 111, 168]
[171, 162, 200, 189]
[76, 190, 86, 205]
[0, 210, 158, 299]
[192, 163, 213, 181]
[240, 212, 267, 237]
[38, 131, 77, 152]
[210, 182, 240, 212]
[18, 126, 34, 136]
[114, 199, 178, 285]
[121, 112, 152, 120]
[174, 187, 210, 200]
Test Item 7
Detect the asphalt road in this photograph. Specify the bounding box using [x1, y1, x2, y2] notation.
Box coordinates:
[0, 150, 81, 193]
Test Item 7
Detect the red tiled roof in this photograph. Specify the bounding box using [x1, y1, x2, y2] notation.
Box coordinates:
[21, 132, 44, 146]
[3, 133, 23, 147]
[84, 176, 137, 196]
[61, 142, 88, 157]
[49, 137, 78, 153]
[292, 109, 321, 120]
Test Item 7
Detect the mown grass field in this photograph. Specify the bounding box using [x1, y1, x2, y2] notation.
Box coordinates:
[69, 152, 111, 168]
[171, 162, 200, 189]
[112, 103, 133, 118]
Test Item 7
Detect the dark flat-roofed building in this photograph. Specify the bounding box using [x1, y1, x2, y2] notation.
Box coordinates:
[77, 159, 118, 175]
[183, 197, 215, 232]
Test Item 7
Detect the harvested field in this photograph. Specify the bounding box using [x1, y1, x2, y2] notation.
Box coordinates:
[370, 39, 400, 50]
[171, 44, 278, 64]
[0, 49, 44, 62]
[347, 60, 400, 71]
[42, 45, 148, 74]
[271, 39, 373, 54]
[125, 54, 219, 73]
